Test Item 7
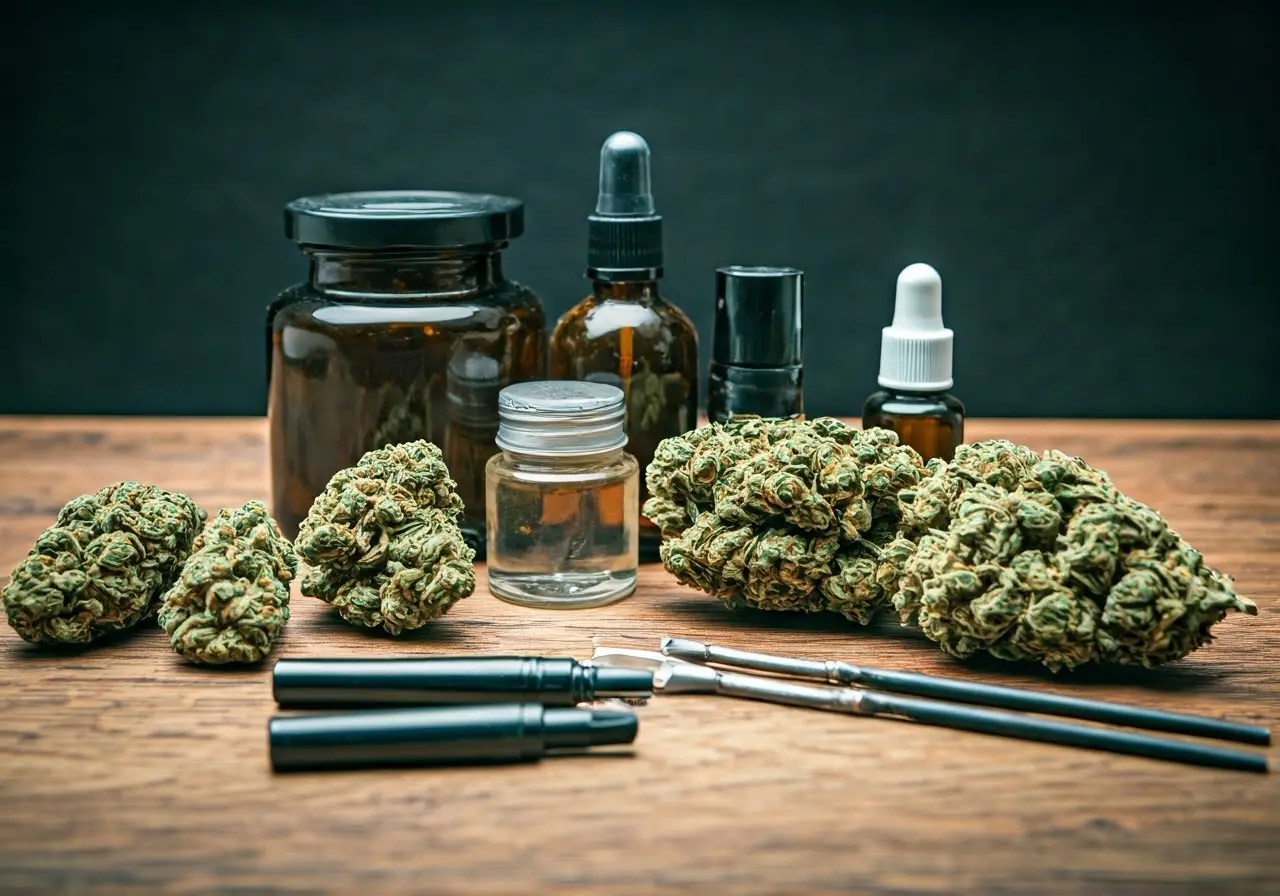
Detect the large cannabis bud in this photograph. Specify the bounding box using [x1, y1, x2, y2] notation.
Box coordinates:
[2, 482, 207, 645]
[890, 440, 1257, 671]
[295, 440, 476, 634]
[643, 417, 928, 623]
[158, 501, 297, 664]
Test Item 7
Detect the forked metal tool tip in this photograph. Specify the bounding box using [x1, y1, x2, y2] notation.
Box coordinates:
[660, 637, 710, 661]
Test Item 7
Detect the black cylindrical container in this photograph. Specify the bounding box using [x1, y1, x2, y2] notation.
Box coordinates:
[707, 266, 804, 424]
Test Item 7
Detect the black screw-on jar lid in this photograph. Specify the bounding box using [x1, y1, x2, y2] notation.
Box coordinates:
[284, 190, 524, 249]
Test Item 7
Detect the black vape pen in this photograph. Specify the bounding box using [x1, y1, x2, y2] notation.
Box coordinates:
[272, 656, 654, 708]
[268, 703, 639, 772]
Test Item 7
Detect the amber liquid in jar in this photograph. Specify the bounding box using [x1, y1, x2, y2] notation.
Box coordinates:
[548, 281, 698, 558]
[268, 247, 544, 546]
[862, 389, 965, 462]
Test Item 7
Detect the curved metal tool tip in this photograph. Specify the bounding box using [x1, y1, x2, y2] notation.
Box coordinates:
[660, 637, 710, 661]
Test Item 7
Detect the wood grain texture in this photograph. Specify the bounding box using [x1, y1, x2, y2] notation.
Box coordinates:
[0, 417, 1277, 895]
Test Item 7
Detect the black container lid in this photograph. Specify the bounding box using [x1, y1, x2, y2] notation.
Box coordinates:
[713, 266, 804, 366]
[285, 190, 524, 249]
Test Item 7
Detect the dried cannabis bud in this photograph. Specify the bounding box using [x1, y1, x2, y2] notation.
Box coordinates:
[295, 440, 476, 634]
[157, 501, 297, 664]
[643, 416, 928, 623]
[891, 440, 1257, 671]
[3, 482, 207, 645]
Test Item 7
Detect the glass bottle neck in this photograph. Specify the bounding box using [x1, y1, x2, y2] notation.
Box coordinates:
[591, 280, 660, 303]
[309, 246, 505, 299]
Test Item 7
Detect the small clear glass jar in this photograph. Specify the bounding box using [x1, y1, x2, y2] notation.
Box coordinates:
[485, 381, 639, 608]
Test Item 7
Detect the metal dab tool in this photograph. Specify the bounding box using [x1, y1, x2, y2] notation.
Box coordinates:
[660, 637, 1271, 747]
[587, 647, 1270, 774]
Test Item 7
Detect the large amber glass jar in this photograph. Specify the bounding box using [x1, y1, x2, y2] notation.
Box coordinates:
[267, 191, 546, 554]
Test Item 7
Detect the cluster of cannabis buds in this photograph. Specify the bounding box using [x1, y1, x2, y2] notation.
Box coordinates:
[644, 419, 1256, 671]
[294, 440, 476, 635]
[4, 443, 479, 656]
[158, 501, 298, 665]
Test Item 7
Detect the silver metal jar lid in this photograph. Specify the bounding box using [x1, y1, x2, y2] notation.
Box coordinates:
[496, 381, 628, 455]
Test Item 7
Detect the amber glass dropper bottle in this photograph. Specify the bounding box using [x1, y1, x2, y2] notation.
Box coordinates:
[549, 132, 699, 561]
[862, 263, 965, 462]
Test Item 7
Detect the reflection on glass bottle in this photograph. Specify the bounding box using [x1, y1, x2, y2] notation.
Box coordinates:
[445, 343, 503, 553]
[367, 370, 437, 452]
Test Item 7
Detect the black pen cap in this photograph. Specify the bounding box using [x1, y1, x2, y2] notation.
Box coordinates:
[713, 266, 804, 367]
[543, 707, 639, 749]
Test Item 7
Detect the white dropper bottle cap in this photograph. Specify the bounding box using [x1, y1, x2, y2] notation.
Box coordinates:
[877, 263, 953, 392]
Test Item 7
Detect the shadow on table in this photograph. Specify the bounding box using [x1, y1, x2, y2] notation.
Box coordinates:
[304, 605, 477, 646]
[2, 622, 159, 657]
[951, 652, 1234, 692]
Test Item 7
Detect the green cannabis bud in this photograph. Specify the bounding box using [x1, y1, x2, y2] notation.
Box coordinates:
[295, 440, 476, 634]
[891, 440, 1257, 671]
[2, 481, 207, 645]
[157, 501, 297, 665]
[643, 416, 928, 623]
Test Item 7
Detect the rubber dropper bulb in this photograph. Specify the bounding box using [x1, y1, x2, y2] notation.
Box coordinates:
[595, 131, 655, 217]
[892, 263, 945, 329]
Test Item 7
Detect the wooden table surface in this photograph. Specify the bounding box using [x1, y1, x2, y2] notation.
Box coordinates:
[0, 418, 1277, 894]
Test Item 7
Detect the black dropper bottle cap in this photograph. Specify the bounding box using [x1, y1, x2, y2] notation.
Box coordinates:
[587, 131, 663, 281]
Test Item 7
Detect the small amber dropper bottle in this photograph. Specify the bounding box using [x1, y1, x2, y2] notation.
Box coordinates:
[862, 263, 964, 461]
[549, 131, 699, 561]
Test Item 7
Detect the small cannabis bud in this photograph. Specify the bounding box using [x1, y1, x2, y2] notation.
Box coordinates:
[3, 482, 207, 645]
[157, 501, 297, 665]
[891, 440, 1257, 671]
[295, 440, 476, 634]
[643, 416, 928, 623]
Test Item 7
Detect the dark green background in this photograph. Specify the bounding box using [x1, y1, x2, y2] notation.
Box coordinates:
[4, 1, 1277, 418]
